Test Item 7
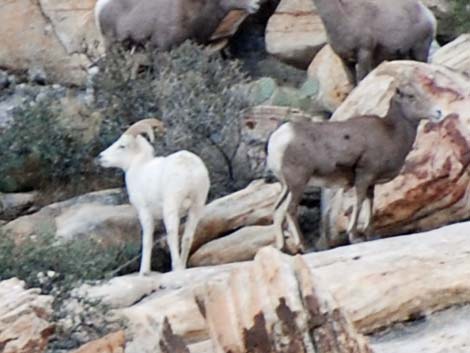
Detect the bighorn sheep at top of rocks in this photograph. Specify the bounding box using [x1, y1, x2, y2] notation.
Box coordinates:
[267, 78, 445, 252]
[97, 119, 210, 274]
[95, 0, 262, 51]
[312, 0, 436, 84]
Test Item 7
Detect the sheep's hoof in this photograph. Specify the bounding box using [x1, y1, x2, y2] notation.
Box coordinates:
[348, 233, 366, 244]
[284, 238, 305, 255]
[171, 262, 186, 272]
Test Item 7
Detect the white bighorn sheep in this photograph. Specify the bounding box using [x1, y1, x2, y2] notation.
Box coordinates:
[97, 119, 210, 274]
[94, 0, 262, 52]
[267, 81, 444, 251]
[312, 0, 436, 84]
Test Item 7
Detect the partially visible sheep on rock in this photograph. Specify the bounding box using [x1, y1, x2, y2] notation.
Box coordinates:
[95, 0, 262, 51]
[312, 0, 437, 84]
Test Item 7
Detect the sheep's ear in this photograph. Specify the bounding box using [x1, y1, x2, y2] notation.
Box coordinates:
[143, 126, 155, 143]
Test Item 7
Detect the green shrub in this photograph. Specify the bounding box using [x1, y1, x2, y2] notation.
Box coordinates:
[94, 41, 251, 196]
[449, 0, 470, 35]
[0, 103, 84, 192]
[1, 42, 250, 199]
[0, 231, 141, 290]
[0, 229, 144, 351]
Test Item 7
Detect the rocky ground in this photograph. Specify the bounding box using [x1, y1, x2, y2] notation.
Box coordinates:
[1, 0, 470, 352]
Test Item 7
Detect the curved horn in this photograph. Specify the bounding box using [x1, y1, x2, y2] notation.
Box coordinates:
[124, 118, 165, 142]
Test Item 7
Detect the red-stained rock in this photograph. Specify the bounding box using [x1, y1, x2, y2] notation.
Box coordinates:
[0, 278, 54, 353]
[323, 61, 470, 244]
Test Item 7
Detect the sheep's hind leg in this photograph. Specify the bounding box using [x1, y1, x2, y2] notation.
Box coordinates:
[273, 190, 291, 251]
[411, 40, 433, 63]
[163, 206, 183, 271]
[347, 186, 367, 244]
[180, 205, 203, 269]
[285, 188, 306, 254]
[138, 210, 155, 276]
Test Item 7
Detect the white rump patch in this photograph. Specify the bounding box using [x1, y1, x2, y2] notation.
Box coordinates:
[267, 123, 294, 178]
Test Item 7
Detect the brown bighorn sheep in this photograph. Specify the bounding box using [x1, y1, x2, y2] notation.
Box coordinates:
[267, 81, 444, 251]
[312, 0, 436, 84]
[94, 0, 262, 51]
[97, 119, 210, 274]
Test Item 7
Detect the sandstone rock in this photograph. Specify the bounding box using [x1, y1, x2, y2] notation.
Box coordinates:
[265, 0, 327, 69]
[2, 189, 140, 246]
[307, 45, 353, 112]
[189, 224, 276, 266]
[77, 274, 162, 309]
[0, 0, 101, 86]
[75, 221, 470, 353]
[372, 305, 470, 353]
[432, 34, 470, 76]
[322, 61, 470, 244]
[191, 180, 282, 252]
[204, 247, 372, 353]
[207, 10, 249, 51]
[0, 278, 54, 353]
[55, 204, 138, 245]
[70, 331, 126, 353]
[0, 192, 38, 221]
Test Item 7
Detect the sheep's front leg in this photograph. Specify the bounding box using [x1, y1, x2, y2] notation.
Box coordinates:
[163, 205, 182, 271]
[347, 187, 366, 244]
[138, 210, 155, 276]
[361, 186, 375, 240]
[356, 48, 373, 83]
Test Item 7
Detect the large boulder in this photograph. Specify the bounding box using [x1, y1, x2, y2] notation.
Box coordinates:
[265, 0, 327, 69]
[0, 192, 38, 221]
[74, 222, 470, 353]
[322, 61, 470, 244]
[307, 45, 353, 113]
[192, 179, 282, 252]
[2, 189, 140, 246]
[0, 0, 101, 86]
[70, 331, 126, 353]
[0, 278, 54, 353]
[432, 34, 470, 77]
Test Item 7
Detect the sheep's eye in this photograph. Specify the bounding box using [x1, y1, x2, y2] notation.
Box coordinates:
[118, 145, 126, 149]
[407, 94, 415, 99]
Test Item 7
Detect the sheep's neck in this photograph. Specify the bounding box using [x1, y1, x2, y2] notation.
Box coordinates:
[313, 0, 351, 48]
[125, 151, 154, 173]
[384, 99, 420, 158]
